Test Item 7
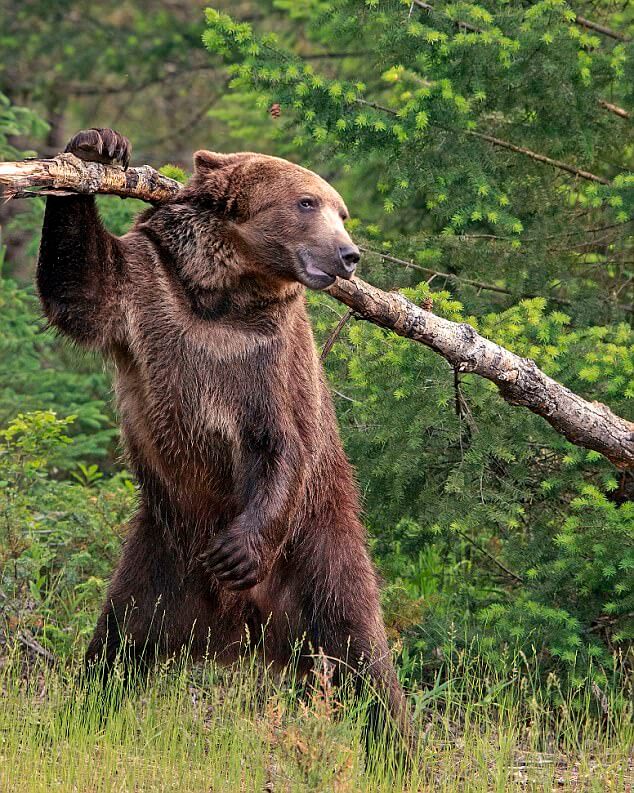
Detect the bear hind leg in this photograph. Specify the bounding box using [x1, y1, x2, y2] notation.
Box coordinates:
[85, 512, 200, 689]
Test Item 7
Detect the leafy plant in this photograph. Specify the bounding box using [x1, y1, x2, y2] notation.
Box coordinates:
[0, 411, 134, 655]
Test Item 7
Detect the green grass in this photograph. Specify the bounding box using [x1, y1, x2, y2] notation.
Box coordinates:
[0, 641, 631, 792]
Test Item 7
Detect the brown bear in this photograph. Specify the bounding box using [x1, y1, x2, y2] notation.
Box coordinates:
[37, 128, 409, 739]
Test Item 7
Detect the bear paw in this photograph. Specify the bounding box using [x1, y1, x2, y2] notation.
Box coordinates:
[202, 522, 266, 592]
[64, 128, 131, 169]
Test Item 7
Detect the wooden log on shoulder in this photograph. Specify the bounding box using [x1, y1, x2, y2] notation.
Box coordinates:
[1, 153, 632, 468]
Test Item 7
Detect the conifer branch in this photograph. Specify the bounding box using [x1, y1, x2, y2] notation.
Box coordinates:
[359, 246, 573, 305]
[360, 247, 633, 314]
[353, 99, 610, 184]
[411, 0, 631, 43]
[1, 153, 632, 469]
[451, 528, 523, 584]
[464, 130, 610, 184]
[410, 0, 482, 33]
[409, 2, 631, 119]
[574, 14, 630, 42]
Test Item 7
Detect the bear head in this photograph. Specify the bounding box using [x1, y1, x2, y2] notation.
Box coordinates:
[190, 150, 360, 290]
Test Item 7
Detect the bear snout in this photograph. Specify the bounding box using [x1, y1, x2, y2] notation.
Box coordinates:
[337, 244, 360, 278]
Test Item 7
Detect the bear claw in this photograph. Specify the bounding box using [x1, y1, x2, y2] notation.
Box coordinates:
[65, 128, 131, 170]
[202, 524, 264, 591]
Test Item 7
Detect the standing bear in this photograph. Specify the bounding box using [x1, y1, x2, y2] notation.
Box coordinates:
[37, 128, 409, 736]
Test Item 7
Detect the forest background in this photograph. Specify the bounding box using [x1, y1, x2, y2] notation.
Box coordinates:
[0, 3, 632, 784]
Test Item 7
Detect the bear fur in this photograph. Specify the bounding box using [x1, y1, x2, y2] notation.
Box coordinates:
[37, 128, 409, 736]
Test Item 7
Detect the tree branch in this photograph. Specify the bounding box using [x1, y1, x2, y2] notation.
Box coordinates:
[359, 246, 574, 305]
[598, 99, 630, 119]
[464, 130, 610, 184]
[328, 277, 634, 469]
[17, 630, 58, 667]
[353, 99, 610, 184]
[410, 0, 482, 33]
[321, 309, 354, 360]
[412, 0, 631, 43]
[360, 247, 633, 314]
[0, 153, 182, 203]
[1, 154, 632, 469]
[409, 2, 631, 120]
[574, 14, 630, 42]
[452, 527, 523, 584]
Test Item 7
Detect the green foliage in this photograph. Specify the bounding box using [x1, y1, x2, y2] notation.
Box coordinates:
[203, 2, 633, 325]
[0, 2, 211, 148]
[159, 163, 189, 183]
[0, 92, 48, 160]
[0, 411, 134, 655]
[313, 288, 634, 679]
[0, 274, 117, 464]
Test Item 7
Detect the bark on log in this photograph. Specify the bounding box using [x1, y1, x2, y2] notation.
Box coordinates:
[1, 154, 632, 469]
[327, 278, 634, 469]
[0, 152, 182, 203]
[598, 99, 631, 120]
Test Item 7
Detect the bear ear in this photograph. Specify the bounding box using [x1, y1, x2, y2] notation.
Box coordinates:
[193, 150, 246, 174]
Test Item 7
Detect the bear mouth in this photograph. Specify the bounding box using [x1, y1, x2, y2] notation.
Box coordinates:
[296, 250, 337, 290]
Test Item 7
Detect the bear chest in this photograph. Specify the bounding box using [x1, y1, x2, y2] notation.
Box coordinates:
[114, 326, 279, 498]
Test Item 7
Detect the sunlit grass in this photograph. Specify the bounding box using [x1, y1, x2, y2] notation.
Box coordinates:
[0, 640, 631, 792]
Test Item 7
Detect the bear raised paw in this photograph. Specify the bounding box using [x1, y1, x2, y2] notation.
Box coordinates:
[65, 127, 131, 169]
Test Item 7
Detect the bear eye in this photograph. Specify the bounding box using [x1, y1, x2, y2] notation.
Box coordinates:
[298, 197, 317, 211]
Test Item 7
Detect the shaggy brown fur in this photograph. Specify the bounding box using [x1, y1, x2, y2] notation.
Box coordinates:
[37, 128, 409, 736]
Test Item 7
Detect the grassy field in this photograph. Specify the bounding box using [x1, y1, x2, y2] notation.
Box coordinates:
[0, 642, 631, 793]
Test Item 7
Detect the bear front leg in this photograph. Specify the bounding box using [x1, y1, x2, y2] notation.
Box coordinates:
[202, 433, 304, 591]
[37, 128, 131, 350]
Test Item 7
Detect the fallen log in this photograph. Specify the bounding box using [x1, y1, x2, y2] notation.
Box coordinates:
[1, 153, 632, 469]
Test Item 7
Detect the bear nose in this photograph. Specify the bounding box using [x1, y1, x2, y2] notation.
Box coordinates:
[338, 244, 360, 275]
